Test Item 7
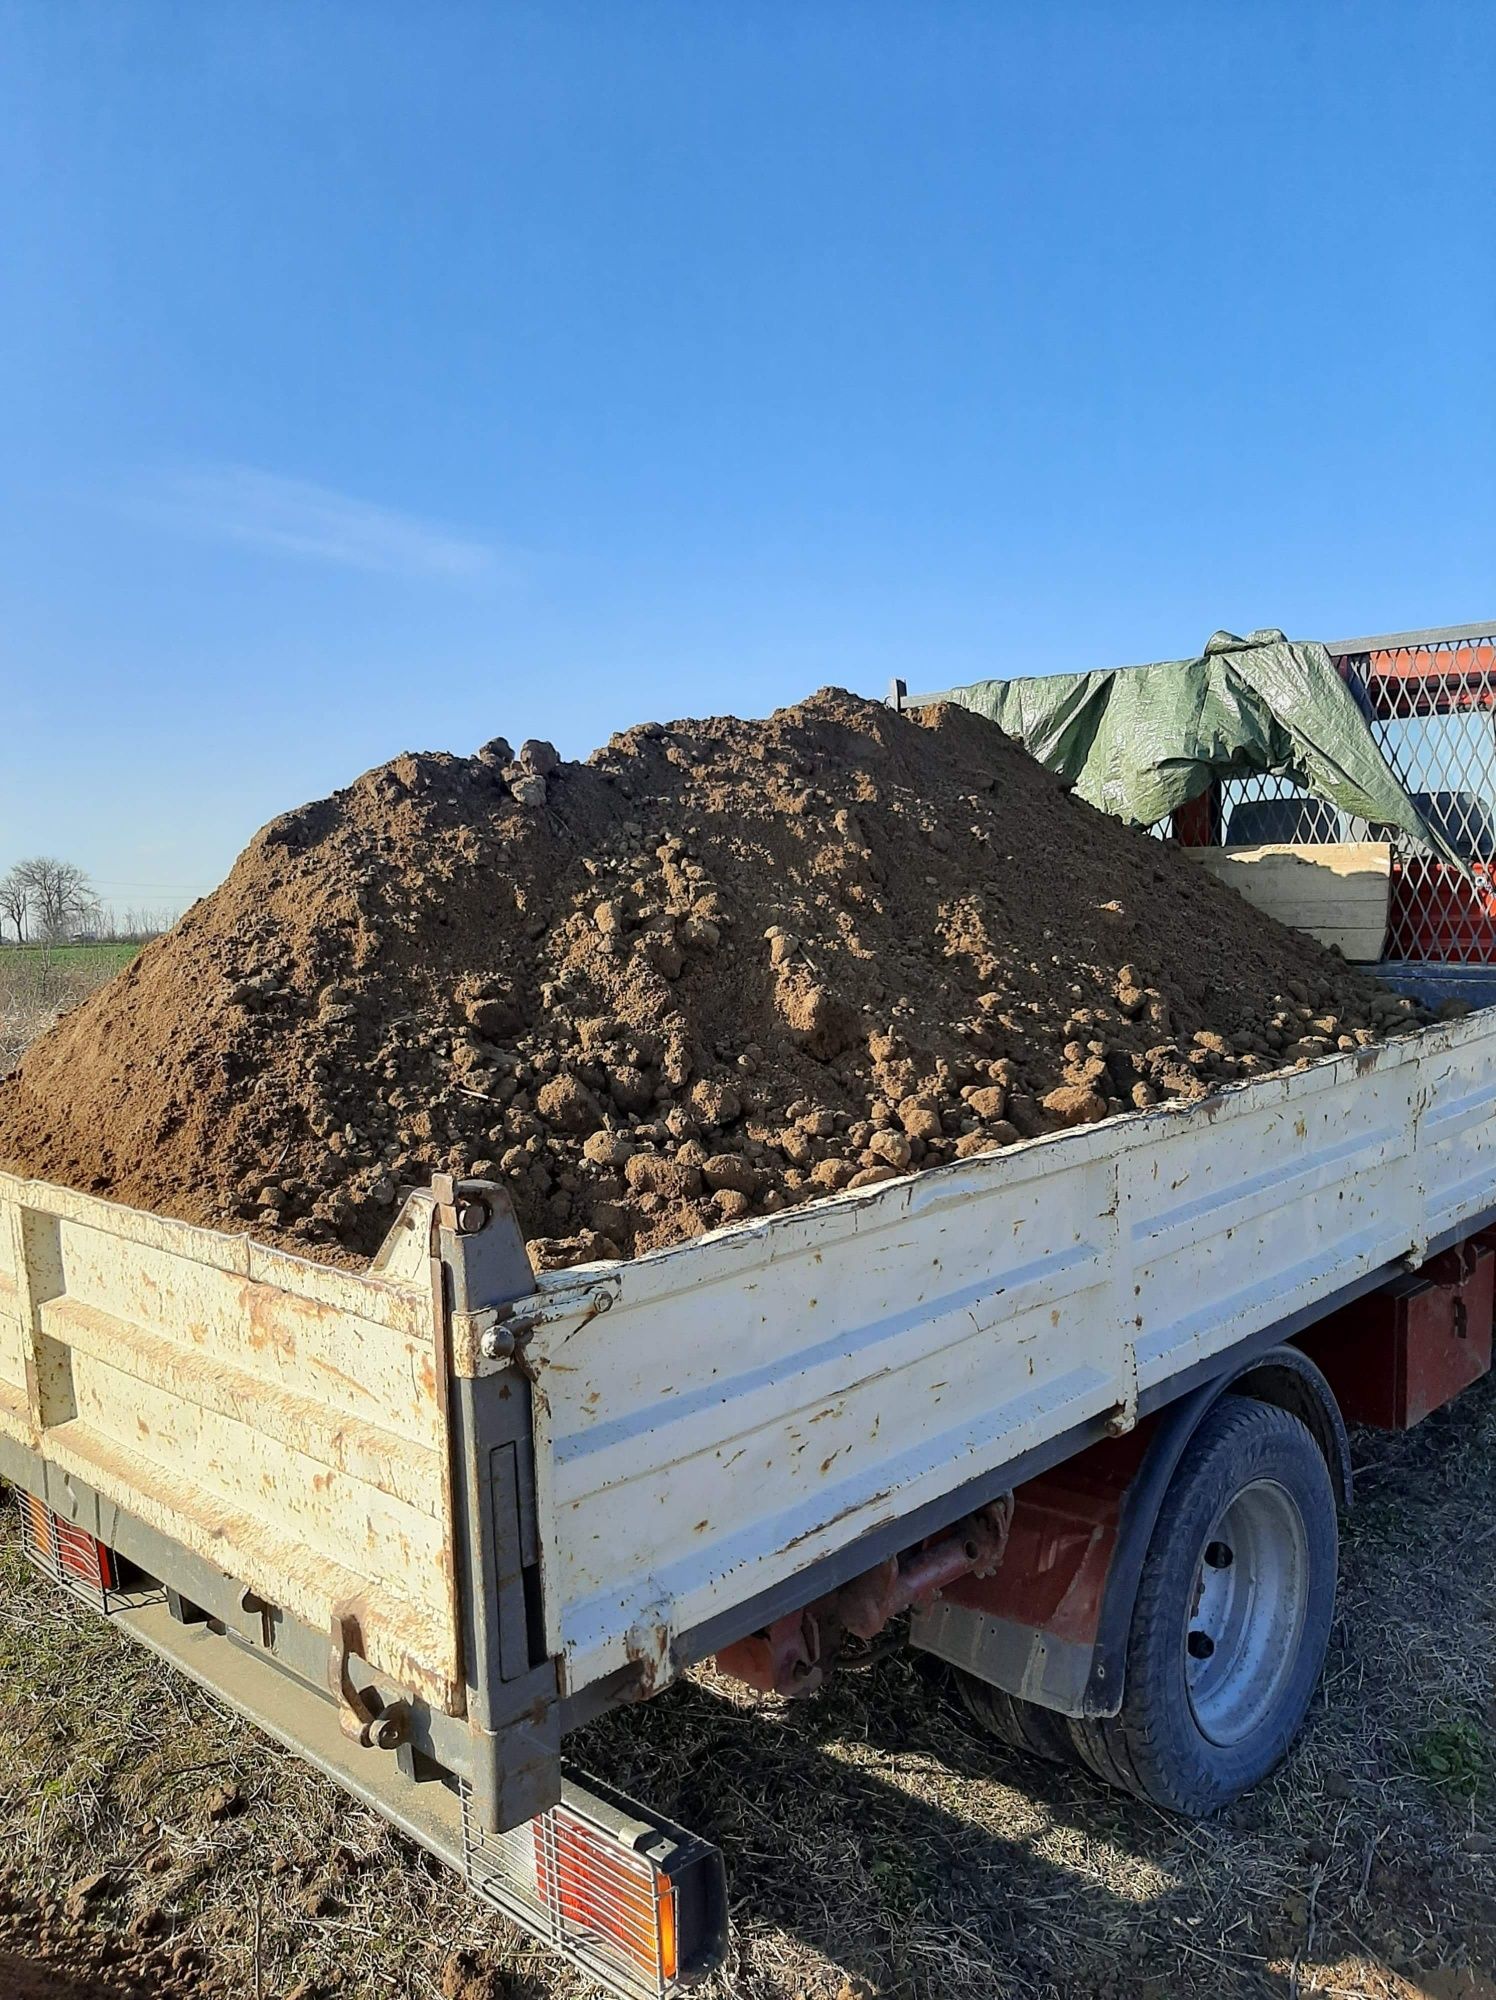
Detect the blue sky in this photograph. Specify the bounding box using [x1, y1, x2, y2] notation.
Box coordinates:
[2, 2, 1492, 912]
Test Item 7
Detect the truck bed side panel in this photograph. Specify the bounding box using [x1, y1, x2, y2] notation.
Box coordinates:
[524, 1013, 1496, 1694]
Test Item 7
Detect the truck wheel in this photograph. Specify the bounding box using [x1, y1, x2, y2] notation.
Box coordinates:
[958, 1678, 1075, 1765]
[1068, 1395, 1337, 1816]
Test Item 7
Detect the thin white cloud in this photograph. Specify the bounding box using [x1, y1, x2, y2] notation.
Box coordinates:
[132, 464, 498, 579]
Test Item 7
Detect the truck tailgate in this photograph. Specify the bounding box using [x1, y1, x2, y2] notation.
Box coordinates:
[0, 1173, 463, 1712]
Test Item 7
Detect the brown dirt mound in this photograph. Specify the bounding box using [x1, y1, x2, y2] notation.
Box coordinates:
[0, 690, 1422, 1272]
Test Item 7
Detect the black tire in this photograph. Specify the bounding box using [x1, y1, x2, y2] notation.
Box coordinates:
[958, 1677, 1076, 1765]
[1070, 1395, 1337, 1816]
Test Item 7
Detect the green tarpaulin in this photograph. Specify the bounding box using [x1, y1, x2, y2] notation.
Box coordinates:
[937, 628, 1456, 862]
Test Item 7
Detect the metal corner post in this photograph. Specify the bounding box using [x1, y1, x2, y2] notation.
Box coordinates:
[434, 1176, 563, 1834]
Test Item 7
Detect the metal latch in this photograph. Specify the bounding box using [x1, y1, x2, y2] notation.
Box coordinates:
[328, 1609, 408, 1751]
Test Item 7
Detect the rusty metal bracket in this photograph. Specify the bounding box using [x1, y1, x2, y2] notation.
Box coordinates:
[328, 1609, 408, 1750]
[621, 1593, 678, 1698]
[715, 1500, 1013, 1698]
[431, 1174, 533, 1309]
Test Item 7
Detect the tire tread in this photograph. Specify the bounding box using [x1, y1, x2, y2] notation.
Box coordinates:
[958, 1394, 1338, 1818]
[1080, 1396, 1335, 1815]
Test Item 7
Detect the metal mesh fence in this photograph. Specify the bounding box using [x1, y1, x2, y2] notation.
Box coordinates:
[1351, 633, 1496, 963]
[1216, 773, 1347, 847]
[1167, 628, 1496, 966]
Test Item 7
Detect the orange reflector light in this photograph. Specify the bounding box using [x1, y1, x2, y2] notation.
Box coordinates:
[462, 1774, 724, 1996]
[534, 1806, 678, 1986]
[17, 1493, 116, 1594]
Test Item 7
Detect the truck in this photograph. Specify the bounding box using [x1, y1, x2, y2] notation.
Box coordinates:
[3, 617, 1495, 2000]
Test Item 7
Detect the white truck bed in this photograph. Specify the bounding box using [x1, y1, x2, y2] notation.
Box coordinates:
[514, 1007, 1496, 1693]
[4, 1009, 1495, 1717]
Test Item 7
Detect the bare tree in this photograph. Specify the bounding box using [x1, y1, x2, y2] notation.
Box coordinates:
[10, 857, 100, 942]
[0, 869, 28, 944]
[93, 902, 178, 944]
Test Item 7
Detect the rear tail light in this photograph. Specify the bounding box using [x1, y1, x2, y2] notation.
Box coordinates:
[462, 1776, 725, 1997]
[535, 1809, 678, 1986]
[15, 1491, 118, 1610]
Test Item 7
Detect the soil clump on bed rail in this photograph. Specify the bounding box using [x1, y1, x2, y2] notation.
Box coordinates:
[0, 690, 1426, 1271]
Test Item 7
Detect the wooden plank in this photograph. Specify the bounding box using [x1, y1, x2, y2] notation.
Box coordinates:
[1183, 841, 1390, 961]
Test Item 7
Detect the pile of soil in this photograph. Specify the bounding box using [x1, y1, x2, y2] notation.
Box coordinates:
[0, 691, 1424, 1272]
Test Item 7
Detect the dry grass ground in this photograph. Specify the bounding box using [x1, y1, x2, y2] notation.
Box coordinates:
[1, 1365, 1493, 2000]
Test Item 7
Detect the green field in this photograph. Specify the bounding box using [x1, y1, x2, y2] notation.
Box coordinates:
[1, 941, 140, 974]
[0, 942, 140, 1069]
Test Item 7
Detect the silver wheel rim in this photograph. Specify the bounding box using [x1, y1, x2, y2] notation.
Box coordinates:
[1184, 1477, 1310, 1747]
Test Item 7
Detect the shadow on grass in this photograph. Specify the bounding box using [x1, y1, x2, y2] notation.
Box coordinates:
[568, 1651, 1296, 1999]
[562, 1370, 1496, 1998]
